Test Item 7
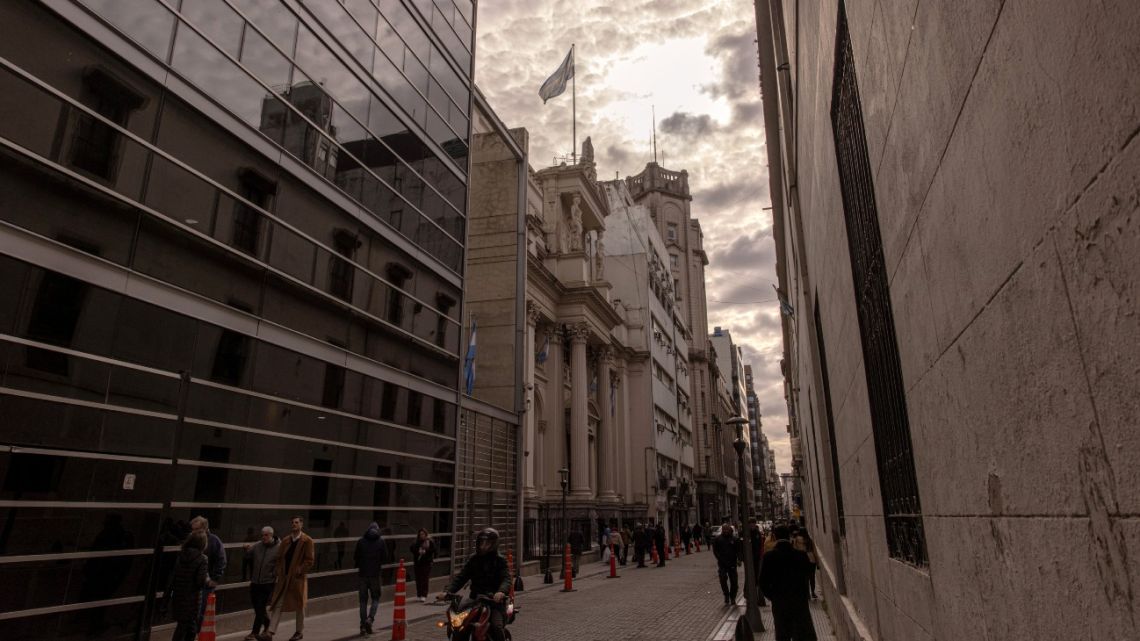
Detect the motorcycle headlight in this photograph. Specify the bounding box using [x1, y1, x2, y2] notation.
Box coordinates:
[449, 611, 470, 629]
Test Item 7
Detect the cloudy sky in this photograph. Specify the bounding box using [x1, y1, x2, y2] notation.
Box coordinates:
[474, 0, 791, 472]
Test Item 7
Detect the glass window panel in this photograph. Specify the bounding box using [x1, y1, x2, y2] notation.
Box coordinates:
[180, 0, 244, 57]
[402, 49, 429, 95]
[2, 344, 111, 403]
[133, 216, 265, 313]
[16, 269, 122, 359]
[0, 65, 63, 158]
[0, 600, 144, 640]
[143, 154, 218, 230]
[171, 22, 266, 126]
[303, 0, 374, 72]
[80, 0, 176, 61]
[0, 554, 151, 612]
[266, 219, 316, 284]
[107, 366, 181, 414]
[294, 26, 369, 125]
[240, 26, 293, 90]
[185, 381, 251, 424]
[230, 0, 298, 55]
[0, 153, 138, 267]
[383, 2, 429, 63]
[0, 505, 158, 559]
[110, 297, 200, 371]
[249, 340, 326, 406]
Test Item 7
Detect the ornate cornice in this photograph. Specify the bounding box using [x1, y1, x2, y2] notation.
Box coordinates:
[566, 322, 591, 343]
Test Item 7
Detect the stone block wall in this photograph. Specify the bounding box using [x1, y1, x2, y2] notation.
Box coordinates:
[781, 0, 1140, 639]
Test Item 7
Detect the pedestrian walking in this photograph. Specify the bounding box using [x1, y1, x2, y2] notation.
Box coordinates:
[691, 522, 703, 549]
[567, 527, 585, 577]
[244, 526, 280, 641]
[189, 516, 226, 636]
[633, 523, 648, 567]
[712, 525, 742, 605]
[681, 524, 692, 552]
[653, 522, 667, 567]
[793, 528, 818, 599]
[411, 528, 436, 603]
[263, 516, 314, 640]
[620, 524, 632, 565]
[355, 522, 386, 635]
[168, 532, 209, 641]
[759, 525, 817, 641]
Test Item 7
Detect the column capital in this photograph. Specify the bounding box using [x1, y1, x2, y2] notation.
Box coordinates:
[597, 345, 615, 365]
[567, 322, 591, 344]
[526, 300, 543, 325]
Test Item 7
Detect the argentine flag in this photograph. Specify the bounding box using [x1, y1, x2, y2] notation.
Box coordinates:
[463, 318, 477, 395]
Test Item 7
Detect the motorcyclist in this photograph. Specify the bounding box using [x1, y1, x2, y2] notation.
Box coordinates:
[440, 528, 511, 641]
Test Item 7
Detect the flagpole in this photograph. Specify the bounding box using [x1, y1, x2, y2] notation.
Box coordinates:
[572, 43, 577, 165]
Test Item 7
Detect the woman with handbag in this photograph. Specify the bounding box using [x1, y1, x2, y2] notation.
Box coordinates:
[410, 529, 437, 603]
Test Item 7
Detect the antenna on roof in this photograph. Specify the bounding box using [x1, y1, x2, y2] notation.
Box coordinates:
[652, 105, 658, 164]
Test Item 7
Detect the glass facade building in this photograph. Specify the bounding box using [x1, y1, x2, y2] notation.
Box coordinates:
[0, 0, 475, 638]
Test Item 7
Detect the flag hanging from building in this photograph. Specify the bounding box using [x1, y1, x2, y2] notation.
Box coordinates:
[773, 284, 795, 317]
[538, 46, 574, 103]
[537, 333, 550, 364]
[463, 318, 477, 395]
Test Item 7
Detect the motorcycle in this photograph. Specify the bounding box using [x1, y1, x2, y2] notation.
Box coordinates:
[436, 593, 517, 640]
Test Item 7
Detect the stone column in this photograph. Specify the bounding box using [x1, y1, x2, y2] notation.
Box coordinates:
[597, 347, 617, 501]
[543, 325, 563, 498]
[568, 322, 591, 498]
[523, 302, 540, 498]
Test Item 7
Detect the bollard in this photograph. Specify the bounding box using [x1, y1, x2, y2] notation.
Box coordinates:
[650, 542, 659, 565]
[198, 591, 217, 641]
[561, 543, 576, 592]
[391, 559, 407, 641]
[607, 543, 619, 579]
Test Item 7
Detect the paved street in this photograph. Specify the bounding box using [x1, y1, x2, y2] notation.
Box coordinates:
[226, 548, 839, 641]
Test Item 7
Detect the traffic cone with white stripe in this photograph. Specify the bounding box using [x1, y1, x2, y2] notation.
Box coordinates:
[391, 559, 407, 641]
[198, 591, 217, 641]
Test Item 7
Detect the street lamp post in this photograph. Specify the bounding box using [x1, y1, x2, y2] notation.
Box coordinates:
[543, 502, 553, 583]
[558, 467, 569, 579]
[728, 416, 763, 632]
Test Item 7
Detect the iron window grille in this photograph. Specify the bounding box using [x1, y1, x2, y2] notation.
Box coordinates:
[830, 0, 927, 566]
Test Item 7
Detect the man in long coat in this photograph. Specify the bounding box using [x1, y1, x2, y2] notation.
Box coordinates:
[262, 516, 315, 641]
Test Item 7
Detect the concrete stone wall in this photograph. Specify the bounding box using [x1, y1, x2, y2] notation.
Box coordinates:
[779, 0, 1140, 640]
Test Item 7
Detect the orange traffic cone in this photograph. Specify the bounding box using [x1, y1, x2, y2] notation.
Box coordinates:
[650, 542, 659, 565]
[391, 559, 407, 641]
[507, 548, 516, 599]
[696, 539, 701, 552]
[561, 543, 576, 592]
[664, 541, 671, 561]
[607, 543, 619, 579]
[198, 591, 217, 641]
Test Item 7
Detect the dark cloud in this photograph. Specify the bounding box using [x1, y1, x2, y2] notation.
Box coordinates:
[606, 145, 634, 168]
[695, 179, 769, 210]
[713, 230, 775, 271]
[701, 29, 760, 101]
[659, 111, 717, 138]
[732, 101, 763, 125]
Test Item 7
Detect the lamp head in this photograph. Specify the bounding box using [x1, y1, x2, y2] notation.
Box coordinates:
[559, 467, 569, 490]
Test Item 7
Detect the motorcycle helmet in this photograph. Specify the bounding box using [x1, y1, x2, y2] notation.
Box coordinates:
[475, 527, 500, 553]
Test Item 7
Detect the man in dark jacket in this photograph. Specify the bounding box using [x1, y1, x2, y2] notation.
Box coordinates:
[244, 526, 279, 641]
[354, 522, 386, 635]
[652, 522, 667, 567]
[712, 524, 742, 605]
[691, 522, 703, 548]
[190, 516, 226, 635]
[759, 525, 817, 641]
[633, 523, 649, 568]
[567, 527, 585, 577]
[443, 528, 511, 641]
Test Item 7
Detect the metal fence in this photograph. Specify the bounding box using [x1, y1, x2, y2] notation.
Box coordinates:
[830, 0, 927, 567]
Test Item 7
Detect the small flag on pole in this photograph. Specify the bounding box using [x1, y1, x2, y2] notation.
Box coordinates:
[539, 46, 574, 103]
[463, 318, 477, 395]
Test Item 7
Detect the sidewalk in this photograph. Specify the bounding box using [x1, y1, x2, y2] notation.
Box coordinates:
[711, 592, 838, 641]
[219, 557, 615, 641]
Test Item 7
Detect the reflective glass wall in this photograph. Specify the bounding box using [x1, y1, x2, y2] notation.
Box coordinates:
[0, 0, 474, 638]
